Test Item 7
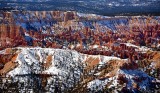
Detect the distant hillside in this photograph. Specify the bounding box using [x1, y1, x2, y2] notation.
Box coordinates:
[1, 0, 160, 16]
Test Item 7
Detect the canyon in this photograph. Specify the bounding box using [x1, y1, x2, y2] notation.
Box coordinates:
[0, 10, 160, 92]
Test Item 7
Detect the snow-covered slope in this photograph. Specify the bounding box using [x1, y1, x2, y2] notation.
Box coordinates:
[4, 48, 83, 91]
[0, 47, 158, 92]
[88, 69, 154, 92]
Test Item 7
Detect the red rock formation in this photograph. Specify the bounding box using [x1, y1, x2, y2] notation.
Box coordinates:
[64, 11, 75, 22]
[120, 61, 138, 70]
[117, 74, 128, 85]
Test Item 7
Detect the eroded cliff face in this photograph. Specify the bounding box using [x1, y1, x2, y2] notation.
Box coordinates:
[0, 11, 160, 64]
[0, 48, 159, 92]
[1, 11, 160, 52]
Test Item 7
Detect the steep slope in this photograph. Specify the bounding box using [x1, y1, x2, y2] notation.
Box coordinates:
[0, 48, 84, 92]
[0, 47, 158, 92]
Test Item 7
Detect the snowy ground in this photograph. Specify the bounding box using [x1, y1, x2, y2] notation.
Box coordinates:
[0, 47, 157, 92]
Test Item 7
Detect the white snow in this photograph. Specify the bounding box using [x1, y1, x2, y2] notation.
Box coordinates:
[98, 56, 123, 68]
[88, 69, 154, 91]
[125, 43, 139, 48]
[5, 47, 84, 91]
[92, 45, 99, 49]
[0, 50, 5, 54]
[124, 43, 151, 52]
[1, 47, 155, 92]
[118, 69, 154, 90]
[43, 66, 60, 74]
